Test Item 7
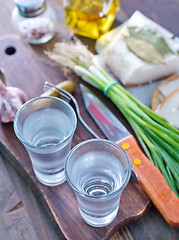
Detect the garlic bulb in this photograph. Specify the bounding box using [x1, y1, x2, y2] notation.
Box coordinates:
[0, 79, 27, 123]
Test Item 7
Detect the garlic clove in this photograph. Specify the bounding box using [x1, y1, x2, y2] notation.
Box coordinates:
[0, 79, 27, 123]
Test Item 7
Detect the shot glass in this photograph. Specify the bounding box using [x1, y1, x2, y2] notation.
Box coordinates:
[14, 96, 77, 186]
[65, 139, 131, 227]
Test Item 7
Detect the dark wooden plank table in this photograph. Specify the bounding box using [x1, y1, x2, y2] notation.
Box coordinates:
[0, 0, 179, 239]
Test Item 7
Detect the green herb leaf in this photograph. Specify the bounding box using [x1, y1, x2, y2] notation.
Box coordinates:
[125, 36, 166, 65]
[127, 26, 174, 54]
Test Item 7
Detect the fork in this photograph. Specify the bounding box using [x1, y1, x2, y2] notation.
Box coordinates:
[44, 81, 100, 139]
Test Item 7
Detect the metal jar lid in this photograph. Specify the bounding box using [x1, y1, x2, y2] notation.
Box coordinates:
[15, 0, 46, 18]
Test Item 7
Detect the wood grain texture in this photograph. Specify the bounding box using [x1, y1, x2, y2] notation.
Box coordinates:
[1, 154, 65, 240]
[0, 156, 38, 240]
[0, 36, 150, 240]
[0, 0, 179, 239]
[117, 135, 179, 227]
[120, 0, 179, 36]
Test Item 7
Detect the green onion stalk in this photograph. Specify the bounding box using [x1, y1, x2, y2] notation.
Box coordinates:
[46, 40, 179, 197]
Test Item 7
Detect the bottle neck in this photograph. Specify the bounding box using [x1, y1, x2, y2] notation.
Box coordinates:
[17, 1, 46, 18]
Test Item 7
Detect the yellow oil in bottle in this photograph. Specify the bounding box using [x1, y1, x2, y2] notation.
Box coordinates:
[64, 0, 120, 39]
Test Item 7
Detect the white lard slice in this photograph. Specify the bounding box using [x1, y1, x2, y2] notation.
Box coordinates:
[156, 89, 179, 128]
[159, 78, 179, 97]
[95, 11, 174, 54]
[101, 11, 179, 86]
[105, 37, 179, 85]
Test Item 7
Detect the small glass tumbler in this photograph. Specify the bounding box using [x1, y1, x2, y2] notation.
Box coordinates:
[14, 96, 77, 186]
[65, 139, 131, 227]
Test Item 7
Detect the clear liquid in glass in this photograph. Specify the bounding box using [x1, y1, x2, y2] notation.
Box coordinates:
[22, 108, 72, 186]
[75, 151, 124, 227]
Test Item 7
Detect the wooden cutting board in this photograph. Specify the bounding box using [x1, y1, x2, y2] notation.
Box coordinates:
[0, 35, 150, 240]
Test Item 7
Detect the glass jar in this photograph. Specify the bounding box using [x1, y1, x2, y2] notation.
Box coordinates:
[62, 0, 120, 39]
[11, 0, 58, 44]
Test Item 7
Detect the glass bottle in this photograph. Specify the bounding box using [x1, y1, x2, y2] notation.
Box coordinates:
[11, 0, 58, 44]
[63, 0, 120, 39]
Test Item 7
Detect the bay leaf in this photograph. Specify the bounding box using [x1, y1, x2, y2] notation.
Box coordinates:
[127, 26, 174, 54]
[125, 36, 166, 65]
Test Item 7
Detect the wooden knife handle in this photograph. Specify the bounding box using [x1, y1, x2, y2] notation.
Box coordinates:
[117, 135, 179, 227]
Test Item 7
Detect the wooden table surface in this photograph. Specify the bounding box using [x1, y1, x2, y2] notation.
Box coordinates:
[0, 0, 179, 239]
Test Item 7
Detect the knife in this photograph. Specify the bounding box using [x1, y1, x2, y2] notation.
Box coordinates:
[80, 84, 179, 227]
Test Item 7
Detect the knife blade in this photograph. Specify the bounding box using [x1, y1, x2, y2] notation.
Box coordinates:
[80, 85, 130, 142]
[80, 84, 179, 227]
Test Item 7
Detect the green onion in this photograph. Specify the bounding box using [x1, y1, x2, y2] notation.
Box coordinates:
[73, 61, 179, 197]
